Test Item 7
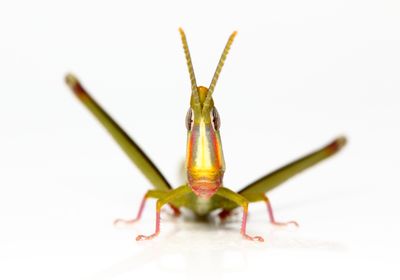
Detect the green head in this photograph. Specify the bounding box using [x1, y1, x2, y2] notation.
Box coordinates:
[179, 28, 237, 198]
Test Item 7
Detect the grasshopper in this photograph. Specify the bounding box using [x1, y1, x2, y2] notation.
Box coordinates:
[65, 28, 346, 242]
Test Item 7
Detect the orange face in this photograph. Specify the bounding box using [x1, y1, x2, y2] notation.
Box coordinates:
[185, 88, 225, 199]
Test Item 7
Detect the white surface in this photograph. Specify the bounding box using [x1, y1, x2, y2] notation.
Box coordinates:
[0, 0, 400, 279]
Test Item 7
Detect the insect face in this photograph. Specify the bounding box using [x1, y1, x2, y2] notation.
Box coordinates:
[179, 29, 236, 199]
[185, 87, 225, 198]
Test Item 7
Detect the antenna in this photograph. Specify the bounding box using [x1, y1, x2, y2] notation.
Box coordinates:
[179, 28, 200, 109]
[203, 31, 237, 113]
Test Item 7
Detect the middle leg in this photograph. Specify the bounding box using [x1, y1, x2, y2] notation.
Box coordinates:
[262, 194, 299, 227]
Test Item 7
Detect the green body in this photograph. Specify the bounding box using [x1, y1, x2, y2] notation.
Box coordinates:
[65, 74, 346, 217]
[65, 29, 346, 241]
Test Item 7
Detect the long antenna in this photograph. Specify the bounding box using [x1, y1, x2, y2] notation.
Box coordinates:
[203, 31, 237, 113]
[179, 28, 200, 109]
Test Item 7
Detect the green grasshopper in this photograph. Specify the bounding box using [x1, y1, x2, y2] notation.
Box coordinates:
[65, 28, 346, 242]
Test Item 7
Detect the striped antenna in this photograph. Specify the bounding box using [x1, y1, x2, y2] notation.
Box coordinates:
[179, 28, 200, 109]
[203, 31, 237, 113]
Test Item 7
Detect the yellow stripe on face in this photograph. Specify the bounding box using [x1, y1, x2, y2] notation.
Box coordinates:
[196, 121, 213, 170]
[186, 119, 225, 182]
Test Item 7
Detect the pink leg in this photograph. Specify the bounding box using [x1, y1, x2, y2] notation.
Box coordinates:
[114, 193, 148, 226]
[262, 194, 299, 227]
[241, 208, 264, 242]
[135, 185, 190, 241]
[136, 209, 161, 241]
[215, 187, 264, 241]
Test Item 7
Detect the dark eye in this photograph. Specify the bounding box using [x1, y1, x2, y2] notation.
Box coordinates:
[211, 107, 221, 130]
[185, 108, 194, 130]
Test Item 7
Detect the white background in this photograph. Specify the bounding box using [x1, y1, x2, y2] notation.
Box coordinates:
[0, 0, 399, 279]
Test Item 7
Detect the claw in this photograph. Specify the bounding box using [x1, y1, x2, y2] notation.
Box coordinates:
[136, 234, 158, 241]
[113, 218, 139, 226]
[242, 234, 264, 242]
[271, 220, 299, 227]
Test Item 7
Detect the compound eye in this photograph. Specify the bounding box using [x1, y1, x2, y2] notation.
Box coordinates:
[185, 108, 194, 130]
[211, 107, 221, 130]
